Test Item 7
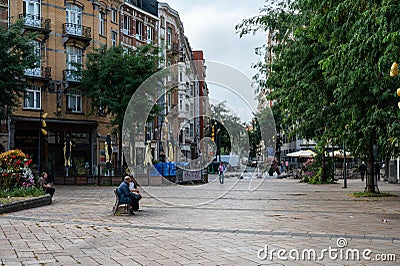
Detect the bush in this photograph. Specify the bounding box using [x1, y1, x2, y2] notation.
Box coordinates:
[0, 150, 35, 190]
[0, 186, 45, 198]
[300, 155, 335, 184]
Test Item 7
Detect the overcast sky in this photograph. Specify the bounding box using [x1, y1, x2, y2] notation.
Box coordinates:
[161, 0, 267, 123]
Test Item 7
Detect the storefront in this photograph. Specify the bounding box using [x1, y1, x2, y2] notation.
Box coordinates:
[11, 116, 97, 178]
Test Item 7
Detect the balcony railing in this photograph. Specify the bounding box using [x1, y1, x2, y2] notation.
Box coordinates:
[19, 14, 51, 32]
[63, 69, 82, 82]
[167, 42, 180, 54]
[24, 66, 51, 79]
[63, 23, 91, 39]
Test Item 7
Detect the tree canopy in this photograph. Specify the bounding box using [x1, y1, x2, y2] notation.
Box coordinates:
[237, 0, 400, 191]
[0, 21, 40, 119]
[80, 45, 161, 166]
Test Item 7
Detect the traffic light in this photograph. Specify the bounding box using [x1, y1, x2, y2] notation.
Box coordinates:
[211, 124, 215, 141]
[397, 88, 400, 109]
[390, 62, 398, 77]
[41, 111, 48, 136]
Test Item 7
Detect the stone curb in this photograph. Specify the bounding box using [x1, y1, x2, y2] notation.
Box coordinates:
[0, 194, 52, 214]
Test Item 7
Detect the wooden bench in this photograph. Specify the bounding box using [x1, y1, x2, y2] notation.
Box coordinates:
[112, 188, 131, 215]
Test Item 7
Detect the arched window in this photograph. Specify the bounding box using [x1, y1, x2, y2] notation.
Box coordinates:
[66, 3, 82, 35]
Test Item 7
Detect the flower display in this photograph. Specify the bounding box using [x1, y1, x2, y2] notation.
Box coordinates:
[0, 150, 35, 190]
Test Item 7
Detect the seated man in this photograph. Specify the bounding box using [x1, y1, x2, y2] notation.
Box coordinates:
[118, 176, 140, 215]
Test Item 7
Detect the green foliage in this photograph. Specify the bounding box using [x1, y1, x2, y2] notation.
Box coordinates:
[300, 154, 335, 184]
[237, 0, 400, 191]
[0, 20, 40, 120]
[0, 186, 45, 198]
[80, 45, 161, 128]
[205, 102, 247, 155]
[80, 45, 161, 166]
[352, 192, 397, 197]
[247, 118, 262, 159]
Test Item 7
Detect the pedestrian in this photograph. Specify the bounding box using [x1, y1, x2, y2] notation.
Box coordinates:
[118, 176, 140, 215]
[280, 160, 284, 174]
[285, 161, 289, 172]
[374, 162, 381, 181]
[359, 161, 367, 182]
[37, 172, 55, 197]
[218, 162, 225, 184]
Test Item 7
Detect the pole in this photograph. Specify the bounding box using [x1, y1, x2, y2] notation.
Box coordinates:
[343, 141, 347, 188]
[38, 109, 42, 175]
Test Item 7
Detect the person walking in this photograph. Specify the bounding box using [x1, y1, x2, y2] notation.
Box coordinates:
[218, 162, 225, 184]
[359, 162, 367, 182]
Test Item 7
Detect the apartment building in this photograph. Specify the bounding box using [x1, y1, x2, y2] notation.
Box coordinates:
[157, 2, 206, 164]
[3, 0, 128, 179]
[1, 0, 207, 182]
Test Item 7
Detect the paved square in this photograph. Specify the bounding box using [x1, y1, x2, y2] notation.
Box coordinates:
[1, 176, 399, 265]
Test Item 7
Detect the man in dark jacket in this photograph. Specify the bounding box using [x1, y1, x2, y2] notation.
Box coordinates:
[118, 176, 140, 215]
[359, 162, 367, 182]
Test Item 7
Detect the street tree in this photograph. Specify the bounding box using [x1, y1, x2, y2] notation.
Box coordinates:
[206, 102, 247, 157]
[0, 20, 40, 120]
[237, 0, 400, 191]
[80, 45, 160, 168]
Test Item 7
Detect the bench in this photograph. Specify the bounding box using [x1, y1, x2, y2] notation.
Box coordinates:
[112, 188, 131, 215]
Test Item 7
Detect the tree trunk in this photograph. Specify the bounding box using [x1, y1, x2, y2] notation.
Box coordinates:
[365, 144, 377, 193]
[321, 146, 326, 183]
[118, 124, 123, 172]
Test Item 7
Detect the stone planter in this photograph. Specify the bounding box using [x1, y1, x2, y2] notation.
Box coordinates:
[0, 195, 52, 214]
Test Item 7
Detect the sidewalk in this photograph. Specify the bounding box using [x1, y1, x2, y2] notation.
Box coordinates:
[0, 178, 399, 265]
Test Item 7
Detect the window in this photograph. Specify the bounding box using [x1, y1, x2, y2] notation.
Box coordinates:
[123, 15, 130, 35]
[146, 26, 153, 44]
[66, 4, 82, 36]
[111, 31, 117, 47]
[136, 20, 142, 40]
[24, 85, 41, 109]
[66, 90, 82, 112]
[167, 27, 172, 47]
[23, 0, 41, 27]
[111, 8, 117, 23]
[66, 46, 82, 81]
[99, 11, 105, 36]
[160, 16, 165, 28]
[24, 40, 41, 77]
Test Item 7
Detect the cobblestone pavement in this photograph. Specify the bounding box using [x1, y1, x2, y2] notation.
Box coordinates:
[1, 176, 399, 265]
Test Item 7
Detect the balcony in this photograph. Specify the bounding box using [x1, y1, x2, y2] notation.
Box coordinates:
[62, 23, 92, 48]
[167, 42, 180, 54]
[19, 14, 51, 37]
[63, 69, 82, 83]
[24, 66, 51, 80]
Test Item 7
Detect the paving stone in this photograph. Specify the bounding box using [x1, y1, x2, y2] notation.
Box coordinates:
[0, 179, 399, 265]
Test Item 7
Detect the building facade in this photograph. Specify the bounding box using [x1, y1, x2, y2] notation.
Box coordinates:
[1, 0, 207, 182]
[157, 2, 206, 164]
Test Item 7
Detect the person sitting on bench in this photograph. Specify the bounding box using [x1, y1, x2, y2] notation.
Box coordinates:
[118, 176, 140, 215]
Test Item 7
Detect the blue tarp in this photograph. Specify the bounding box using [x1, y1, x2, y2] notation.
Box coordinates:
[153, 162, 176, 177]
